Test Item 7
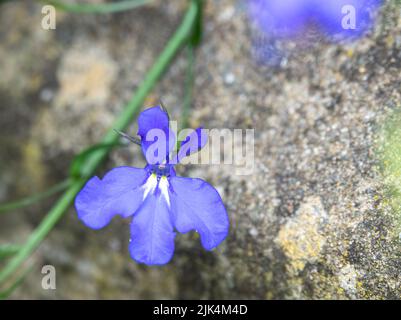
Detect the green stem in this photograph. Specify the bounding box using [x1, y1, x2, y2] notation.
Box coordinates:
[0, 265, 33, 299]
[40, 0, 151, 14]
[0, 0, 200, 285]
[0, 180, 71, 214]
[0, 182, 83, 286]
[180, 44, 196, 131]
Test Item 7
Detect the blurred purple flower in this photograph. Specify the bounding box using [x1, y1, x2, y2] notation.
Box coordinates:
[75, 106, 229, 265]
[248, 0, 383, 40]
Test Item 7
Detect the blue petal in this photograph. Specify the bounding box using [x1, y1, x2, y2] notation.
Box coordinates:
[248, 0, 382, 41]
[137, 106, 176, 164]
[316, 0, 382, 40]
[174, 127, 208, 164]
[75, 167, 148, 229]
[170, 176, 229, 250]
[129, 192, 176, 265]
[249, 0, 314, 38]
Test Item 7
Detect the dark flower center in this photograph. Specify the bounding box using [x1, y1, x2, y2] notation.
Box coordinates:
[149, 164, 173, 178]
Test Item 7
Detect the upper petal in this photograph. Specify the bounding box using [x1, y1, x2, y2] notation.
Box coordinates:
[75, 166, 148, 229]
[129, 192, 175, 265]
[137, 106, 176, 164]
[173, 127, 208, 164]
[169, 176, 229, 250]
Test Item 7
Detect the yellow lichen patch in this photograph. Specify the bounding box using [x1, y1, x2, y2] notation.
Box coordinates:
[337, 264, 359, 298]
[31, 42, 119, 153]
[56, 44, 118, 108]
[276, 196, 327, 275]
[346, 48, 354, 58]
[377, 107, 401, 233]
[20, 139, 46, 193]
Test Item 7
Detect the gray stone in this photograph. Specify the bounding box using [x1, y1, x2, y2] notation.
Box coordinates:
[1, 0, 401, 299]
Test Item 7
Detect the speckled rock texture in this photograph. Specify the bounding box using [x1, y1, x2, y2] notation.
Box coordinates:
[1, 0, 401, 299]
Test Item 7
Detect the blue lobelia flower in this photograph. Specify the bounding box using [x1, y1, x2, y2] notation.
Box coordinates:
[75, 106, 229, 265]
[248, 0, 382, 40]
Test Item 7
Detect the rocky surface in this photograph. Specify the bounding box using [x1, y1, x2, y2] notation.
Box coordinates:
[1, 0, 401, 299]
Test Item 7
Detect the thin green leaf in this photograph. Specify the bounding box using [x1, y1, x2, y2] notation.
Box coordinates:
[0, 245, 21, 260]
[69, 142, 124, 179]
[0, 179, 71, 214]
[40, 0, 151, 14]
[0, 0, 201, 286]
[190, 0, 204, 46]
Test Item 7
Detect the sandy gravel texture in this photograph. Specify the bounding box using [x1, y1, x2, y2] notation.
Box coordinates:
[1, 0, 401, 299]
